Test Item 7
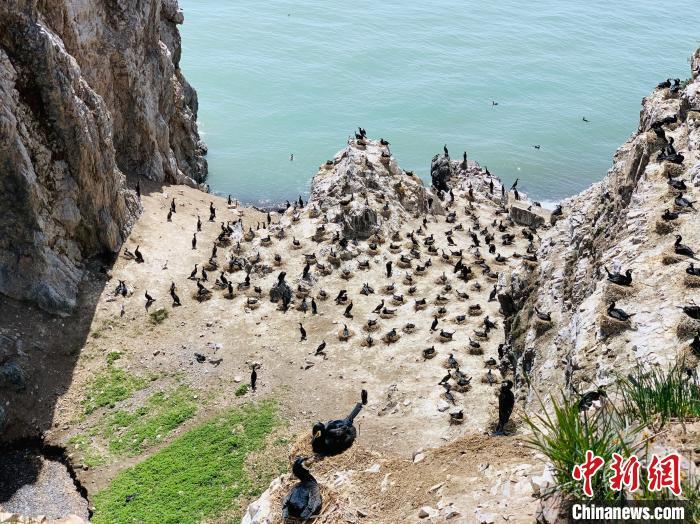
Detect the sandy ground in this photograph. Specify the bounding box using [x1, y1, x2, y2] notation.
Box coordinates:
[4, 158, 551, 519]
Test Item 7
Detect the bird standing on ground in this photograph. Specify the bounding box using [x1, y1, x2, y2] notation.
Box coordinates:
[493, 380, 514, 435]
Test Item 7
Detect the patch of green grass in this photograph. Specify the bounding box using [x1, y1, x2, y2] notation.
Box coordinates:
[234, 383, 249, 397]
[82, 366, 148, 415]
[103, 386, 197, 456]
[149, 308, 169, 325]
[618, 363, 700, 431]
[524, 392, 638, 500]
[106, 351, 122, 365]
[67, 434, 106, 468]
[92, 401, 278, 524]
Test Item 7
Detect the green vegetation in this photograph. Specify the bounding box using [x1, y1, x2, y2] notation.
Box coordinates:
[619, 363, 700, 431]
[235, 383, 250, 397]
[82, 366, 148, 414]
[67, 434, 106, 468]
[526, 366, 699, 506]
[149, 308, 169, 325]
[106, 351, 122, 365]
[92, 401, 279, 524]
[102, 386, 197, 456]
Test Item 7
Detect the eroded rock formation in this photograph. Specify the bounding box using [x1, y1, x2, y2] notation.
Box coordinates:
[0, 0, 206, 314]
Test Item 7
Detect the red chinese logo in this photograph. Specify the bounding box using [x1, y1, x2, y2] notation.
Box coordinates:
[573, 451, 682, 497]
[572, 450, 605, 497]
[609, 453, 641, 492]
[647, 453, 681, 496]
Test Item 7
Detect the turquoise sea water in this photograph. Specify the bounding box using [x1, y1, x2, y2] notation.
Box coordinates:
[179, 0, 698, 205]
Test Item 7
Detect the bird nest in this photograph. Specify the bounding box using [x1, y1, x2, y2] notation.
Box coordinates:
[434, 308, 448, 319]
[367, 247, 379, 256]
[327, 256, 341, 267]
[204, 261, 219, 272]
[414, 267, 427, 276]
[414, 302, 427, 311]
[291, 241, 303, 250]
[360, 336, 375, 348]
[243, 231, 255, 242]
[402, 275, 414, 285]
[192, 291, 212, 302]
[215, 237, 232, 247]
[599, 315, 629, 338]
[684, 274, 700, 288]
[338, 328, 354, 341]
[676, 316, 700, 340]
[603, 282, 635, 303]
[454, 317, 467, 325]
[382, 333, 400, 344]
[260, 238, 272, 247]
[317, 266, 333, 277]
[468, 346, 484, 356]
[308, 207, 321, 218]
[533, 317, 553, 336]
[340, 271, 353, 280]
[438, 333, 454, 343]
[662, 253, 685, 265]
[389, 245, 401, 254]
[654, 219, 675, 235]
[379, 311, 395, 319]
[390, 297, 404, 306]
[523, 259, 539, 269]
[452, 382, 471, 393]
[480, 372, 498, 385]
[397, 259, 412, 269]
[363, 322, 380, 332]
[468, 308, 482, 317]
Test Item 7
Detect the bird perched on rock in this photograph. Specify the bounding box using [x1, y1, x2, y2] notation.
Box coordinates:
[493, 380, 514, 436]
[605, 267, 632, 286]
[282, 457, 322, 521]
[312, 389, 368, 456]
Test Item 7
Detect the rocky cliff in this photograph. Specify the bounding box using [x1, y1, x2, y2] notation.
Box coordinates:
[507, 48, 700, 402]
[0, 0, 206, 314]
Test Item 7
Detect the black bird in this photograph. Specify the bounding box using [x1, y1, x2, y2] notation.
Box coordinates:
[675, 193, 695, 210]
[605, 267, 632, 286]
[315, 340, 327, 357]
[423, 346, 436, 359]
[534, 307, 551, 322]
[686, 263, 700, 277]
[299, 323, 307, 341]
[192, 233, 197, 250]
[532, 145, 540, 150]
[489, 285, 497, 302]
[250, 366, 258, 391]
[582, 117, 589, 123]
[197, 216, 202, 232]
[344, 302, 354, 318]
[510, 178, 519, 191]
[674, 235, 696, 258]
[188, 264, 198, 280]
[167, 209, 172, 221]
[171, 289, 181, 306]
[607, 301, 634, 321]
[493, 380, 514, 436]
[312, 390, 368, 456]
[386, 261, 392, 278]
[372, 300, 384, 314]
[144, 290, 155, 308]
[691, 332, 700, 356]
[430, 316, 439, 331]
[134, 245, 144, 263]
[678, 305, 700, 320]
[170, 198, 176, 213]
[443, 144, 449, 157]
[311, 298, 318, 315]
[662, 209, 679, 221]
[577, 388, 607, 412]
[282, 457, 322, 521]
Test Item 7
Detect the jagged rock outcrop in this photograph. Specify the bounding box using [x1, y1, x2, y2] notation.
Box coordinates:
[308, 139, 435, 239]
[510, 50, 700, 400]
[0, 0, 206, 314]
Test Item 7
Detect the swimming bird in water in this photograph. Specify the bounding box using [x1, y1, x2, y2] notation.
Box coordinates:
[605, 267, 632, 286]
[299, 323, 307, 342]
[492, 101, 498, 107]
[493, 380, 514, 436]
[532, 145, 540, 150]
[282, 457, 322, 521]
[312, 389, 368, 456]
[607, 301, 634, 321]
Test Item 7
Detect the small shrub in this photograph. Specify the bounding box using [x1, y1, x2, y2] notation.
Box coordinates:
[235, 384, 249, 397]
[149, 308, 169, 325]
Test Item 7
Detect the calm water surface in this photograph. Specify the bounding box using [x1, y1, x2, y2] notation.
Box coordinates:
[179, 0, 698, 205]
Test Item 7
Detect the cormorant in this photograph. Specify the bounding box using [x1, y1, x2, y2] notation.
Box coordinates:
[687, 263, 700, 276]
[430, 316, 439, 331]
[493, 380, 514, 436]
[312, 390, 368, 456]
[372, 300, 384, 314]
[489, 285, 497, 302]
[250, 366, 258, 391]
[299, 323, 307, 341]
[607, 301, 634, 321]
[577, 388, 607, 412]
[674, 235, 696, 258]
[605, 267, 632, 286]
[344, 302, 354, 318]
[386, 261, 392, 278]
[192, 233, 197, 250]
[282, 457, 322, 521]
[134, 245, 144, 263]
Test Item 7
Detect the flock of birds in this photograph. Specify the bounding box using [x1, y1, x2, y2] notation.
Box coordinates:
[115, 88, 699, 517]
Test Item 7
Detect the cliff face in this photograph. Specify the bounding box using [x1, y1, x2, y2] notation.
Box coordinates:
[509, 49, 700, 400]
[0, 0, 206, 314]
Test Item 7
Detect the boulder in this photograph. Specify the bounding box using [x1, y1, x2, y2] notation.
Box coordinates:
[509, 204, 545, 228]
